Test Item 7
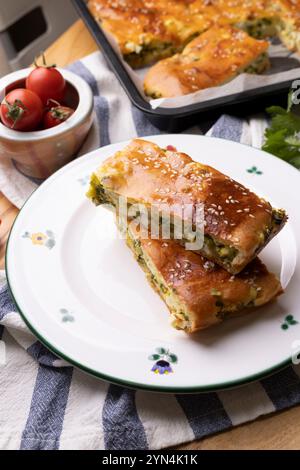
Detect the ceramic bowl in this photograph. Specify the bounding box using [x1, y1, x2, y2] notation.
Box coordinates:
[0, 68, 94, 179]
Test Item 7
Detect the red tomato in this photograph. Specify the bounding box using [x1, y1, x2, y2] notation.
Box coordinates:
[43, 105, 74, 129]
[26, 66, 66, 106]
[0, 89, 43, 131]
[166, 145, 177, 151]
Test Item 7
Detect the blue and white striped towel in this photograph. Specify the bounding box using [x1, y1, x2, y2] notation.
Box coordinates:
[1, 51, 300, 450]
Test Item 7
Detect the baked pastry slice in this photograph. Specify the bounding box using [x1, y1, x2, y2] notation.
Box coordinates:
[216, 0, 278, 39]
[88, 0, 217, 68]
[144, 25, 270, 98]
[87, 139, 287, 274]
[272, 0, 300, 53]
[125, 222, 283, 332]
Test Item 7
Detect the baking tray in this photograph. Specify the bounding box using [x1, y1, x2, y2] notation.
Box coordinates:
[73, 0, 293, 131]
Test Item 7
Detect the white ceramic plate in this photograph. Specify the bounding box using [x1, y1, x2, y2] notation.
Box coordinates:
[6, 135, 300, 392]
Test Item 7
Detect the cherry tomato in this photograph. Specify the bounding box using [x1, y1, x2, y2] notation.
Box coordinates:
[26, 55, 66, 105]
[166, 145, 177, 151]
[0, 89, 43, 131]
[43, 105, 74, 129]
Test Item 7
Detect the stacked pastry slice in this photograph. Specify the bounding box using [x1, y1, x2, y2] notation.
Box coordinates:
[87, 139, 287, 332]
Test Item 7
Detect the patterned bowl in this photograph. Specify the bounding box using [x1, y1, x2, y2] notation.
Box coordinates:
[0, 68, 94, 179]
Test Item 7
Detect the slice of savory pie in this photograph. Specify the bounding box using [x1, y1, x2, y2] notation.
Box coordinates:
[87, 139, 287, 275]
[144, 25, 270, 98]
[216, 0, 278, 39]
[88, 0, 217, 68]
[88, 0, 278, 69]
[125, 221, 282, 332]
[272, 0, 300, 52]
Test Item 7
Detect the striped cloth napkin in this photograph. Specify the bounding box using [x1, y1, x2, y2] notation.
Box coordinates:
[1, 51, 300, 450]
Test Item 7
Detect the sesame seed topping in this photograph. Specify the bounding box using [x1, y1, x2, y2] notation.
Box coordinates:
[203, 260, 215, 271]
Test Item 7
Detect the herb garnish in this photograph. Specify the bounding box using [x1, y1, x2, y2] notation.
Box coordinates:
[263, 91, 300, 169]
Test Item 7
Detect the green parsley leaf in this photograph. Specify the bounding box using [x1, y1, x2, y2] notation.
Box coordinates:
[262, 92, 300, 169]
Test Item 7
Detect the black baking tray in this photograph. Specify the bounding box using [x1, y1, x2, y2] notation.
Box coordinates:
[73, 0, 294, 131]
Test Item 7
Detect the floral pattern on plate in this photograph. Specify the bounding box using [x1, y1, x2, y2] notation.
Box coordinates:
[60, 308, 75, 323]
[281, 315, 298, 330]
[149, 347, 178, 375]
[22, 230, 56, 249]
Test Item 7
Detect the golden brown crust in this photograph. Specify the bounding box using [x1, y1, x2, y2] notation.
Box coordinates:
[273, 0, 300, 22]
[88, 0, 278, 67]
[144, 25, 269, 97]
[272, 1, 300, 52]
[92, 139, 287, 273]
[214, 0, 276, 24]
[130, 224, 282, 332]
[88, 0, 216, 66]
[88, 0, 300, 70]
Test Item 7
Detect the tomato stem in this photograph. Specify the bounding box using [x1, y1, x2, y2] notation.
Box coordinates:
[34, 51, 56, 69]
[4, 99, 27, 128]
[50, 107, 73, 121]
[46, 99, 61, 108]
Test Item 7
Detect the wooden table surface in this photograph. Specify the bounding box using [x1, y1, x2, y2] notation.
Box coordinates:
[1, 19, 300, 450]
